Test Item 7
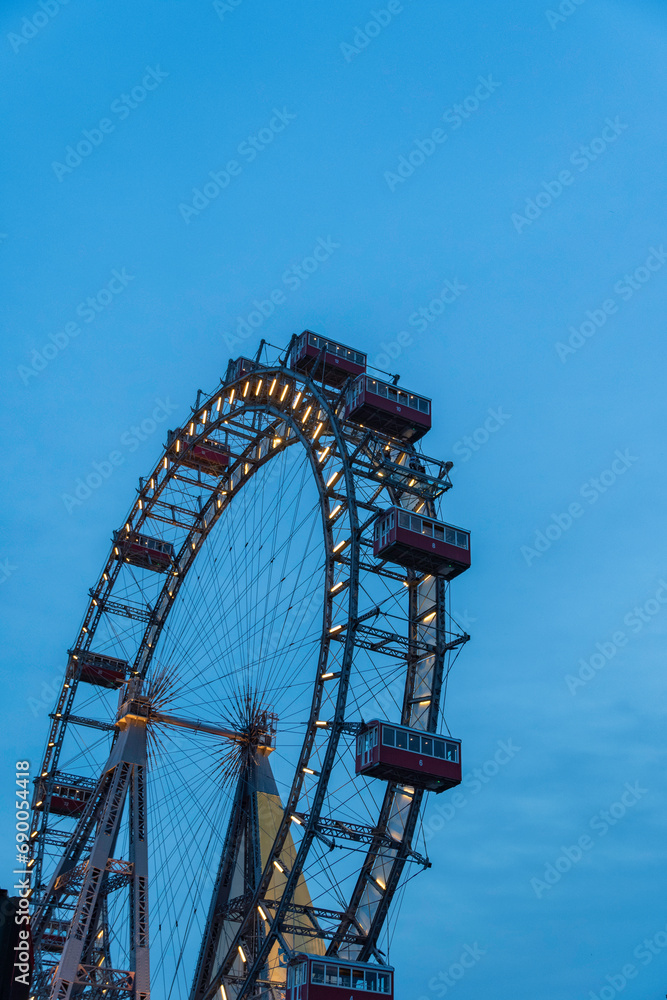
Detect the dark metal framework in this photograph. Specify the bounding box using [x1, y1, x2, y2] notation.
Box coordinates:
[28, 339, 469, 999]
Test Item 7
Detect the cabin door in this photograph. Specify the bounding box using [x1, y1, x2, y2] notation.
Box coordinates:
[361, 728, 376, 766]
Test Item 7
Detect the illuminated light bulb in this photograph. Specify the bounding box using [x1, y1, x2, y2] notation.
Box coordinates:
[273, 859, 284, 873]
[269, 379, 277, 396]
[290, 815, 302, 825]
[329, 624, 343, 634]
[312, 422, 324, 440]
[243, 382, 250, 398]
[255, 380, 262, 395]
[229, 389, 235, 404]
[301, 405, 312, 423]
[329, 505, 342, 519]
[189, 422, 195, 436]
[319, 446, 331, 462]
[280, 384, 289, 402]
[238, 945, 247, 963]
[292, 391, 302, 409]
[333, 539, 347, 553]
[216, 396, 222, 411]
[423, 611, 436, 623]
[419, 699, 431, 706]
[315, 720, 329, 727]
[331, 581, 344, 593]
[302, 766, 319, 775]
[326, 472, 340, 487]
[258, 905, 268, 921]
[375, 877, 386, 890]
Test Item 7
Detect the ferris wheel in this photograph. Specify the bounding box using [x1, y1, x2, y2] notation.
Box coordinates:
[27, 331, 471, 1000]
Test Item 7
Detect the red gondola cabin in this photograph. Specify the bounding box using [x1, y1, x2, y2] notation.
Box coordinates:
[290, 331, 366, 388]
[114, 531, 174, 573]
[286, 954, 393, 1000]
[170, 430, 230, 476]
[226, 357, 257, 383]
[34, 773, 96, 818]
[41, 920, 69, 953]
[356, 721, 461, 793]
[70, 649, 129, 689]
[373, 507, 471, 578]
[344, 376, 431, 442]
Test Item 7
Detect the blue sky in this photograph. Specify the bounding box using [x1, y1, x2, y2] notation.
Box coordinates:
[2, 0, 667, 997]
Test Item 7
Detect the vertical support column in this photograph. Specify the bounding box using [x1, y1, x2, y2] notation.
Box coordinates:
[49, 760, 132, 999]
[48, 699, 152, 1000]
[130, 762, 150, 999]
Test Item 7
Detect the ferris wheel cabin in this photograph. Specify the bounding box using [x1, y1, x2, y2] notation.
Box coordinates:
[290, 331, 367, 387]
[169, 429, 230, 475]
[41, 919, 69, 953]
[356, 721, 462, 793]
[344, 375, 431, 442]
[286, 954, 393, 1000]
[34, 772, 97, 818]
[226, 356, 258, 383]
[374, 507, 471, 578]
[114, 531, 174, 572]
[69, 649, 129, 689]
